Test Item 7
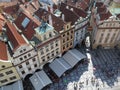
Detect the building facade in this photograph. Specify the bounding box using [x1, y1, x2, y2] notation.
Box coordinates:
[91, 1, 120, 49]
[6, 22, 40, 79]
[0, 41, 20, 86]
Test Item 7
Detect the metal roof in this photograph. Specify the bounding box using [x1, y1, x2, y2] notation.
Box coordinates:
[29, 70, 52, 90]
[63, 49, 86, 67]
[0, 80, 23, 90]
[49, 57, 72, 77]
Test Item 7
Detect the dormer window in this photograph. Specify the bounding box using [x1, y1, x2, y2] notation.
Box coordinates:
[21, 17, 30, 28]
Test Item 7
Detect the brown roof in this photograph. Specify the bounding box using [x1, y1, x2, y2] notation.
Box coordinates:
[14, 11, 41, 40]
[0, 41, 8, 60]
[95, 2, 104, 7]
[35, 8, 65, 32]
[0, 14, 5, 32]
[3, 1, 19, 15]
[61, 3, 87, 18]
[97, 5, 107, 14]
[60, 3, 79, 25]
[66, 0, 89, 11]
[19, 0, 41, 15]
[6, 22, 27, 52]
[99, 11, 112, 21]
[117, 14, 120, 19]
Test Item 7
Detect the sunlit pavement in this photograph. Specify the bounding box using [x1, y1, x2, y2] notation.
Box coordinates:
[48, 47, 120, 90]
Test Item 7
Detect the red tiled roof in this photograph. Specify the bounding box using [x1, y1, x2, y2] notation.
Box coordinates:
[0, 14, 5, 21]
[35, 8, 65, 32]
[97, 5, 107, 14]
[95, 2, 104, 7]
[117, 14, 120, 19]
[14, 11, 41, 40]
[66, 0, 88, 11]
[60, 3, 79, 25]
[61, 3, 87, 18]
[0, 14, 5, 33]
[99, 11, 112, 21]
[0, 41, 8, 60]
[6, 22, 27, 51]
[3, 1, 19, 15]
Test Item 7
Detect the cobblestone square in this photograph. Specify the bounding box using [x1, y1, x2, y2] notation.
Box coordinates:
[48, 47, 120, 90]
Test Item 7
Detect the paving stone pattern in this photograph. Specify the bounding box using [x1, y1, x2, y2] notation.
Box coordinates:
[48, 48, 120, 90]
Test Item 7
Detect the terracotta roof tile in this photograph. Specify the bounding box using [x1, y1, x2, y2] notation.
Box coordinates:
[95, 2, 104, 7]
[14, 11, 41, 40]
[3, 1, 19, 15]
[117, 14, 120, 19]
[99, 11, 112, 21]
[0, 14, 5, 21]
[6, 22, 27, 51]
[35, 8, 65, 32]
[60, 3, 79, 25]
[61, 3, 87, 18]
[0, 41, 8, 60]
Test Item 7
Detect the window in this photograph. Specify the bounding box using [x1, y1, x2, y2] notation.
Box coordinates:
[0, 73, 4, 77]
[2, 65, 5, 68]
[67, 32, 69, 35]
[63, 39, 65, 43]
[56, 43, 58, 46]
[40, 48, 44, 55]
[28, 53, 31, 57]
[24, 56, 27, 59]
[21, 17, 30, 28]
[26, 62, 29, 65]
[32, 58, 36, 62]
[71, 35, 73, 39]
[23, 49, 26, 51]
[18, 65, 22, 69]
[66, 44, 69, 47]
[63, 34, 65, 37]
[44, 35, 47, 40]
[41, 56, 45, 62]
[70, 42, 72, 45]
[20, 50, 22, 53]
[28, 67, 31, 71]
[6, 70, 13, 75]
[49, 32, 52, 37]
[50, 43, 54, 49]
[20, 57, 23, 61]
[67, 37, 69, 41]
[34, 64, 37, 67]
[0, 79, 8, 83]
[10, 76, 16, 80]
[63, 46, 65, 50]
[46, 45, 49, 52]
[21, 70, 25, 74]
[71, 30, 73, 33]
[51, 51, 54, 56]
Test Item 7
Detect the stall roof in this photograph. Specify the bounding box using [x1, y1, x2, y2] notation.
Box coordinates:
[63, 49, 86, 67]
[0, 80, 23, 90]
[29, 70, 52, 90]
[49, 58, 71, 77]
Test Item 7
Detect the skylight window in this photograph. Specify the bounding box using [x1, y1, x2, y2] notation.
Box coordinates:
[21, 17, 30, 28]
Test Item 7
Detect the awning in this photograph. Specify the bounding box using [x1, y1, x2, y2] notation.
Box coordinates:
[49, 58, 71, 77]
[63, 49, 86, 68]
[0, 80, 23, 90]
[29, 70, 52, 90]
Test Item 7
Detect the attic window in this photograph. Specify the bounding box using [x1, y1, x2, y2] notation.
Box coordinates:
[21, 17, 30, 28]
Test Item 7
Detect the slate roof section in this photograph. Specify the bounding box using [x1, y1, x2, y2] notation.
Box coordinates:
[0, 41, 8, 61]
[6, 22, 27, 52]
